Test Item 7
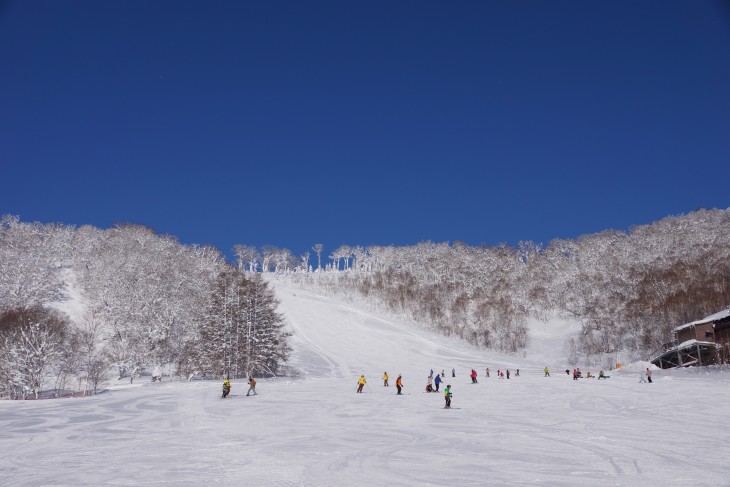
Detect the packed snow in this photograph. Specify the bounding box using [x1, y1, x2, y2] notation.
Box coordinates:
[1, 277, 729, 486]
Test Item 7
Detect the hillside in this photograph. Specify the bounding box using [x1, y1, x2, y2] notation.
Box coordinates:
[1, 277, 729, 486]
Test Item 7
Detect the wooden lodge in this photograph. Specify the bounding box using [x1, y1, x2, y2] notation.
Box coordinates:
[649, 308, 730, 369]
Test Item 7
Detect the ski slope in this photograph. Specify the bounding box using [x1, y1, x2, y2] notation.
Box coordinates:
[1, 278, 730, 486]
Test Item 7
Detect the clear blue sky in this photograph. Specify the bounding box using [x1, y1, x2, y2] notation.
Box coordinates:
[2, 1, 729, 259]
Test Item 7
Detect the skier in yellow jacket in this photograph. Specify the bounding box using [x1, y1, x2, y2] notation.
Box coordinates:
[382, 372, 389, 387]
[357, 375, 366, 393]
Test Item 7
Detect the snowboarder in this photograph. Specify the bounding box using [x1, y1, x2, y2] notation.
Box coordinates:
[357, 375, 366, 393]
[452, 368, 455, 377]
[222, 378, 231, 398]
[486, 367, 490, 378]
[396, 374, 404, 395]
[383, 372, 389, 387]
[444, 384, 452, 409]
[470, 369, 478, 384]
[434, 373, 442, 392]
[246, 377, 257, 396]
[646, 368, 653, 383]
[427, 375, 433, 392]
[506, 369, 510, 379]
[598, 370, 607, 380]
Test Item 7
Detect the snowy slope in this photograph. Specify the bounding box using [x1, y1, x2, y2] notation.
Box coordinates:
[1, 277, 729, 486]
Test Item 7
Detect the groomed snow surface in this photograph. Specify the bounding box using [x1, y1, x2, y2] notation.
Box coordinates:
[2, 279, 730, 486]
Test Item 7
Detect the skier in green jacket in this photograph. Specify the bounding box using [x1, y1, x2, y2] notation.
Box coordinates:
[444, 384, 452, 409]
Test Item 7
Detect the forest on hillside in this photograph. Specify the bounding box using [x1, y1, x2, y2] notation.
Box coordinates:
[0, 216, 290, 399]
[245, 209, 730, 365]
[1, 209, 728, 398]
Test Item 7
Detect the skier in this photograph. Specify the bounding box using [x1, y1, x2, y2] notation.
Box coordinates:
[646, 368, 653, 383]
[383, 372, 389, 387]
[222, 378, 231, 398]
[506, 369, 510, 379]
[429, 369, 434, 379]
[396, 374, 404, 395]
[441, 369, 445, 378]
[573, 369, 578, 381]
[486, 367, 490, 378]
[444, 384, 452, 409]
[434, 373, 442, 392]
[452, 368, 455, 377]
[544, 366, 550, 377]
[246, 376, 257, 396]
[515, 369, 520, 377]
[598, 370, 607, 380]
[639, 372, 647, 383]
[426, 375, 433, 392]
[470, 369, 478, 384]
[357, 375, 367, 393]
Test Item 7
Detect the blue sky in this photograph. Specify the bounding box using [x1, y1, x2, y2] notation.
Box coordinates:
[2, 1, 729, 259]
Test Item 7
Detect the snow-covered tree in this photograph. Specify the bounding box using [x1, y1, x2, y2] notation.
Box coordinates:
[189, 271, 290, 378]
[0, 307, 69, 399]
[312, 243, 323, 271]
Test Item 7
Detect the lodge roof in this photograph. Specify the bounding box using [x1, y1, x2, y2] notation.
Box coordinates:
[673, 308, 730, 333]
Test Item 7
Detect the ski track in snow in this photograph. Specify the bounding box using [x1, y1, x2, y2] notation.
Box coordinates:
[1, 279, 730, 486]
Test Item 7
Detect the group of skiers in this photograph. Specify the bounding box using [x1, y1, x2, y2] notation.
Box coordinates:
[549, 366, 653, 383]
[425, 369, 452, 408]
[356, 367, 526, 409]
[224, 365, 656, 406]
[357, 373, 405, 394]
[221, 376, 258, 398]
[356, 369, 453, 408]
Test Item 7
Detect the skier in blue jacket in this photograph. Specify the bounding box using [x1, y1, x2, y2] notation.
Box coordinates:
[434, 373, 442, 392]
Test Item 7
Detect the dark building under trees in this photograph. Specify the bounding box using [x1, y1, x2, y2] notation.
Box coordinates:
[650, 309, 730, 368]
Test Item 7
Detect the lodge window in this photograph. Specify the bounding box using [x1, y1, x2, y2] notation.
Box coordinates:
[705, 331, 714, 340]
